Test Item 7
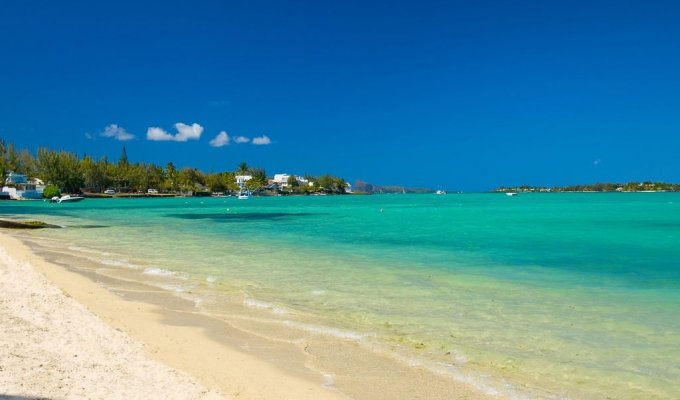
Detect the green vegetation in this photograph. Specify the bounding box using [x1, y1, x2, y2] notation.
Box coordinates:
[247, 168, 268, 191]
[286, 175, 299, 188]
[0, 139, 37, 180]
[353, 180, 433, 194]
[314, 174, 347, 194]
[0, 138, 349, 196]
[42, 185, 61, 199]
[494, 182, 680, 193]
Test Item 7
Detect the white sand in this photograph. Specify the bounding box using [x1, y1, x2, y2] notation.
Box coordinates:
[0, 241, 225, 399]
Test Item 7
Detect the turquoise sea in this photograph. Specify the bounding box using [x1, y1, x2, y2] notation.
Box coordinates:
[2, 193, 679, 399]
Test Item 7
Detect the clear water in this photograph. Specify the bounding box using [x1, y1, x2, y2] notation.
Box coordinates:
[2, 193, 679, 399]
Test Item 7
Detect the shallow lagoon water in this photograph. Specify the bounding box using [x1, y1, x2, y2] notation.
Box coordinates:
[2, 193, 679, 399]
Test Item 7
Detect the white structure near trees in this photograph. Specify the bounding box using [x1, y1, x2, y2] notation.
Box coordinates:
[235, 175, 252, 186]
[2, 172, 44, 200]
[273, 173, 312, 188]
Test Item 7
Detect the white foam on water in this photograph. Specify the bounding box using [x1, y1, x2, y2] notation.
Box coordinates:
[282, 320, 370, 341]
[428, 360, 541, 400]
[243, 298, 289, 315]
[157, 283, 196, 293]
[375, 346, 539, 400]
[100, 258, 137, 269]
[143, 267, 176, 277]
[67, 245, 110, 256]
[311, 289, 326, 295]
[206, 275, 218, 283]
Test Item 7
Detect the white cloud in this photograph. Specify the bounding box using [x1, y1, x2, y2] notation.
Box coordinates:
[175, 122, 203, 141]
[101, 124, 135, 141]
[593, 158, 602, 166]
[147, 127, 174, 141]
[234, 136, 250, 144]
[147, 122, 204, 142]
[209, 131, 230, 147]
[252, 135, 271, 145]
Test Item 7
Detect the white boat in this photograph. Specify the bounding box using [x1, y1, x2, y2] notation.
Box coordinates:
[506, 192, 518, 196]
[50, 195, 85, 203]
[435, 190, 446, 195]
[237, 188, 250, 200]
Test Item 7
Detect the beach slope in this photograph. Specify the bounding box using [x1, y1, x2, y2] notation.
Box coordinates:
[0, 234, 226, 399]
[0, 232, 357, 400]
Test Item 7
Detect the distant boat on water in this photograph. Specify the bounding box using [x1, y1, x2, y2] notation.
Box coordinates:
[50, 195, 85, 203]
[435, 190, 447, 195]
[506, 192, 518, 196]
[237, 187, 250, 200]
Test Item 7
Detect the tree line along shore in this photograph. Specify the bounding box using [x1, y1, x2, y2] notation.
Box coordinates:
[495, 182, 680, 193]
[0, 140, 349, 197]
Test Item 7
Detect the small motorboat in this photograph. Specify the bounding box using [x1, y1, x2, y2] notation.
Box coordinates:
[505, 192, 518, 197]
[51, 195, 85, 203]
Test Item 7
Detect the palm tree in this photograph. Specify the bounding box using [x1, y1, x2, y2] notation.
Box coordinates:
[236, 161, 249, 177]
[247, 167, 267, 191]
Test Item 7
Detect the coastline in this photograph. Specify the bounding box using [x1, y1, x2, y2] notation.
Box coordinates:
[0, 232, 222, 399]
[0, 232, 350, 400]
[0, 230, 494, 400]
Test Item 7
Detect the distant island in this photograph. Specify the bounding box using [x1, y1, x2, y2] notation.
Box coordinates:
[353, 180, 435, 194]
[494, 182, 680, 193]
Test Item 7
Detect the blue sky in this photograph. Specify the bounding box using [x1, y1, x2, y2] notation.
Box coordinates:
[1, 0, 679, 191]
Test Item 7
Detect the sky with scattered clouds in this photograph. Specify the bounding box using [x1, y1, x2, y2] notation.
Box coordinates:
[1, 0, 679, 190]
[209, 131, 230, 148]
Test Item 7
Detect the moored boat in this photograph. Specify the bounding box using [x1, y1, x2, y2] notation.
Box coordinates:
[237, 189, 250, 200]
[50, 195, 85, 203]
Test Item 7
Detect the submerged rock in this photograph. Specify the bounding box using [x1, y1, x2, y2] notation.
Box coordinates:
[0, 219, 61, 229]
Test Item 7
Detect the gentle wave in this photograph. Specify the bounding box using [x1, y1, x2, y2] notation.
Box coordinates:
[101, 258, 138, 269]
[157, 283, 196, 293]
[67, 245, 110, 256]
[282, 320, 370, 341]
[143, 267, 176, 277]
[243, 298, 289, 315]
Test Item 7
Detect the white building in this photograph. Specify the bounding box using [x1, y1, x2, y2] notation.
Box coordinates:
[272, 173, 289, 186]
[2, 172, 44, 200]
[5, 172, 28, 185]
[235, 175, 252, 187]
[273, 173, 312, 188]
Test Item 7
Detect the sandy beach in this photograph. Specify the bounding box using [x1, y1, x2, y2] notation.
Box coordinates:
[0, 234, 223, 399]
[0, 231, 494, 400]
[0, 232, 354, 400]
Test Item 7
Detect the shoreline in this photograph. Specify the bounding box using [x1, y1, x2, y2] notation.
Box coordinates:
[0, 230, 494, 400]
[0, 232, 351, 400]
[0, 232, 223, 399]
